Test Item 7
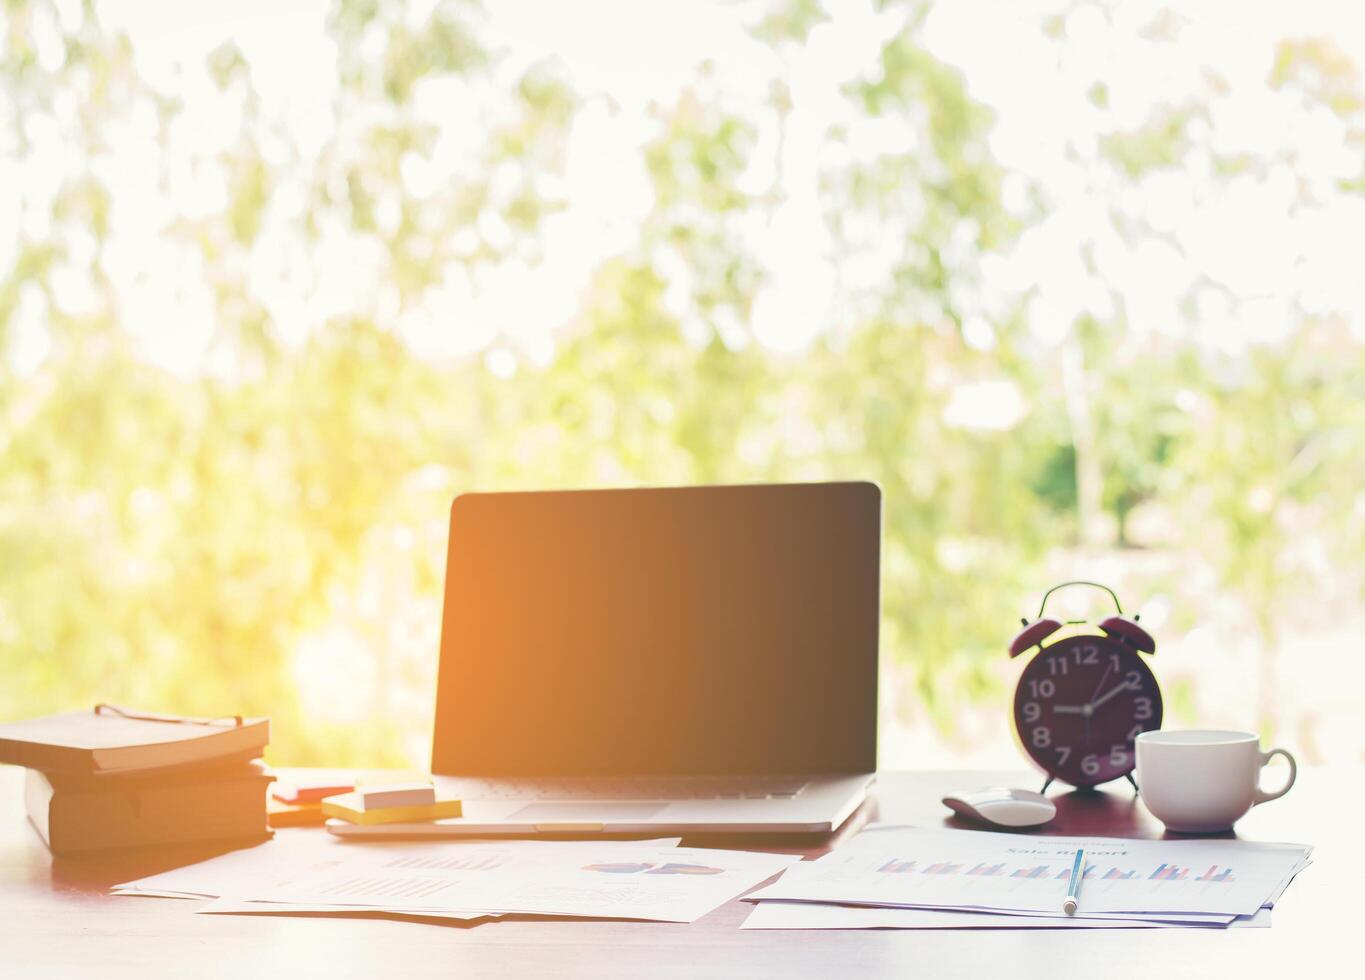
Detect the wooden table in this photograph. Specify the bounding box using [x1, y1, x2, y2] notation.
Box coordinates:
[1, 766, 1355, 978]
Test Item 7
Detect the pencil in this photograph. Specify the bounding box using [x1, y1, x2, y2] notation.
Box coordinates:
[1063, 848, 1085, 915]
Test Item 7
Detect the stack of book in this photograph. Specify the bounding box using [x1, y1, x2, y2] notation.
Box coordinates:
[0, 705, 272, 855]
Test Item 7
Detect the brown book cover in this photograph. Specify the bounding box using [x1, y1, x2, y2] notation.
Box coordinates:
[0, 707, 269, 774]
[25, 760, 275, 855]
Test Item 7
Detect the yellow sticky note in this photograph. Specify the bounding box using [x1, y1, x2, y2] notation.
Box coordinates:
[320, 792, 461, 825]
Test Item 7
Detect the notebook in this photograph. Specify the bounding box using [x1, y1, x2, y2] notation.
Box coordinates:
[0, 707, 269, 774]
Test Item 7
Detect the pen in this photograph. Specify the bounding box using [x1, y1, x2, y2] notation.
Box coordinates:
[1063, 848, 1085, 915]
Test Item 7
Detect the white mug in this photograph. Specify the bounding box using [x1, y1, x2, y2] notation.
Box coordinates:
[1135, 729, 1297, 833]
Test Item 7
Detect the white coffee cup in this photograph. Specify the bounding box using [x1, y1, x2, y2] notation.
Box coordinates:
[1135, 729, 1296, 833]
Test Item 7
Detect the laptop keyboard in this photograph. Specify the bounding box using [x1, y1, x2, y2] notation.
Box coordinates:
[441, 775, 811, 801]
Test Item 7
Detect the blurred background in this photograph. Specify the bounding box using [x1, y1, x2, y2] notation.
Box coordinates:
[3, 0, 1363, 770]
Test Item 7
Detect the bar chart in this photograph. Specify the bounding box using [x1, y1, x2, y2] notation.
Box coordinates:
[385, 854, 507, 872]
[967, 863, 1005, 877]
[1056, 865, 1100, 880]
[756, 827, 1306, 918]
[1149, 864, 1190, 881]
[865, 857, 1236, 884]
[924, 862, 963, 875]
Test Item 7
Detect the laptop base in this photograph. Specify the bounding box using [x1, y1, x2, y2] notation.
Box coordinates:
[326, 772, 874, 838]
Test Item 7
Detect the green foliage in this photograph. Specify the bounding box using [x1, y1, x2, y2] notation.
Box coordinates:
[2, 0, 1363, 766]
[1099, 108, 1193, 178]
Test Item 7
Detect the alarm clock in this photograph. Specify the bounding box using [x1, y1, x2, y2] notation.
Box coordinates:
[1008, 581, 1162, 791]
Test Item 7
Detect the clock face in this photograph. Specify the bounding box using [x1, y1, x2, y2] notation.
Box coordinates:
[1012, 633, 1162, 788]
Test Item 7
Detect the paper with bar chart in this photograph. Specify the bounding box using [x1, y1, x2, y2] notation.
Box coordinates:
[747, 826, 1311, 917]
[211, 841, 800, 923]
[741, 900, 1275, 930]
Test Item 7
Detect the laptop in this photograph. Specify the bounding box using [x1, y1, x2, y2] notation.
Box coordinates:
[330, 481, 880, 838]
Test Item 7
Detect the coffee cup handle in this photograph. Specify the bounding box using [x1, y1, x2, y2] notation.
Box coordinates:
[1253, 747, 1297, 805]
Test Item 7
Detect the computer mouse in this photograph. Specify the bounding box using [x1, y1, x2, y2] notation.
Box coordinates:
[942, 787, 1057, 828]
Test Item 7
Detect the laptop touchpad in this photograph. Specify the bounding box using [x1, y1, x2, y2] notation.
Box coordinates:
[510, 802, 665, 821]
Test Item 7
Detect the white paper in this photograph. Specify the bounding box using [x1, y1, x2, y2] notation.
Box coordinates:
[221, 842, 800, 923]
[743, 901, 1165, 929]
[1231, 907, 1273, 928]
[112, 836, 685, 901]
[199, 898, 495, 921]
[747, 826, 1310, 917]
[113, 835, 350, 899]
[742, 900, 1272, 930]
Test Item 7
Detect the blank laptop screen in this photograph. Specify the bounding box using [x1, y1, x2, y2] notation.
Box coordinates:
[431, 482, 880, 776]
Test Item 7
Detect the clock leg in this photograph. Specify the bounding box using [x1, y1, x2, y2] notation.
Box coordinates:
[1125, 773, 1139, 794]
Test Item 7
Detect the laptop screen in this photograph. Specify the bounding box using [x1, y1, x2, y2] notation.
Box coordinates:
[431, 482, 880, 776]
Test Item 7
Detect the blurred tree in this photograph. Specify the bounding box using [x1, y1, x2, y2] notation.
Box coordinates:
[2, 0, 1363, 767]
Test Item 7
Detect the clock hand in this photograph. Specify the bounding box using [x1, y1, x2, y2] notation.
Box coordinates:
[1091, 680, 1135, 711]
[1052, 705, 1086, 715]
[1089, 663, 1114, 702]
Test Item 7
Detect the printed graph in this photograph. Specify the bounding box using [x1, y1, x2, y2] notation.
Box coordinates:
[322, 876, 452, 899]
[645, 863, 724, 876]
[1149, 864, 1189, 881]
[583, 862, 724, 876]
[385, 854, 506, 872]
[1196, 865, 1235, 882]
[768, 835, 1302, 920]
[924, 862, 963, 875]
[1056, 865, 1098, 880]
[966, 863, 1005, 877]
[1102, 867, 1138, 880]
[584, 862, 656, 874]
[864, 858, 1236, 884]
